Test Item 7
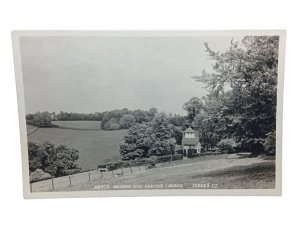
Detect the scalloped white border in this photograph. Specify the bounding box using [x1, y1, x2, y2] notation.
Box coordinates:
[12, 30, 285, 198]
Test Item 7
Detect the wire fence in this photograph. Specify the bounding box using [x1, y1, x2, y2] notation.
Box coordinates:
[30, 165, 147, 192]
[30, 153, 203, 192]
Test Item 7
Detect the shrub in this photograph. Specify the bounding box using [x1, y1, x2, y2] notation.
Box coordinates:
[108, 123, 121, 130]
[264, 130, 276, 155]
[147, 156, 158, 167]
[239, 138, 265, 156]
[106, 161, 123, 170]
[187, 149, 198, 158]
[172, 154, 183, 161]
[157, 155, 171, 163]
[130, 159, 148, 166]
[217, 138, 238, 153]
[176, 149, 183, 155]
[188, 153, 200, 158]
[30, 169, 51, 183]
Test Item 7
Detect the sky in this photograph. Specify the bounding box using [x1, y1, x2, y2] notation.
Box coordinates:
[20, 35, 242, 115]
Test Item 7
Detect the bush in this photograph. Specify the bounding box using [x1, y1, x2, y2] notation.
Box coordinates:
[147, 156, 158, 167]
[176, 149, 183, 155]
[157, 155, 171, 163]
[172, 154, 183, 161]
[30, 169, 51, 183]
[217, 138, 238, 153]
[188, 153, 200, 158]
[187, 149, 198, 158]
[239, 138, 265, 156]
[264, 130, 276, 155]
[106, 161, 123, 170]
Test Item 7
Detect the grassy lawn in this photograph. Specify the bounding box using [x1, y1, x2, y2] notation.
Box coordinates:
[62, 155, 275, 191]
[192, 162, 275, 189]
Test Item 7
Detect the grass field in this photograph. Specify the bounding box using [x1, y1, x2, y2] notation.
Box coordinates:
[26, 124, 39, 135]
[87, 155, 275, 190]
[51, 120, 101, 130]
[27, 121, 127, 170]
[54, 155, 275, 191]
[30, 154, 275, 192]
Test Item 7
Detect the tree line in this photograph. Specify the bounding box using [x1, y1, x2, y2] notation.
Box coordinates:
[26, 108, 186, 130]
[101, 108, 185, 130]
[26, 111, 104, 127]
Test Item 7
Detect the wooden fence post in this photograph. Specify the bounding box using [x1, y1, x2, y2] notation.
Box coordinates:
[129, 166, 132, 174]
[88, 171, 91, 182]
[69, 175, 72, 187]
[51, 177, 54, 191]
[30, 182, 32, 193]
[112, 170, 114, 177]
[100, 170, 103, 178]
[121, 167, 124, 175]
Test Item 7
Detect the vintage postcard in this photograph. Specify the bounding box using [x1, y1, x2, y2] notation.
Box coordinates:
[12, 31, 285, 198]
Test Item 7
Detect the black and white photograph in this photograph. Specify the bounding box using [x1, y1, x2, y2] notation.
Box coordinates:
[12, 31, 285, 198]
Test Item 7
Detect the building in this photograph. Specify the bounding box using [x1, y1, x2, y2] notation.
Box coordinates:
[181, 127, 201, 157]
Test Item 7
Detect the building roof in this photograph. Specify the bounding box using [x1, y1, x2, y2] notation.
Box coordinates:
[182, 137, 199, 146]
[184, 127, 195, 133]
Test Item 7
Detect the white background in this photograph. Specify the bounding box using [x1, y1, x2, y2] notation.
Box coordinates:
[0, 1, 299, 226]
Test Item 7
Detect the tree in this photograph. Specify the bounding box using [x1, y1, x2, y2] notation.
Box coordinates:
[264, 130, 276, 154]
[183, 97, 203, 122]
[119, 114, 178, 160]
[217, 138, 238, 153]
[26, 111, 53, 127]
[28, 141, 81, 178]
[119, 114, 136, 129]
[28, 141, 49, 172]
[120, 122, 152, 160]
[191, 36, 279, 155]
[148, 107, 158, 118]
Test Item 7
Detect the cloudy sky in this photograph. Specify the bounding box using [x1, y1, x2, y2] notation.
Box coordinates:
[20, 35, 241, 115]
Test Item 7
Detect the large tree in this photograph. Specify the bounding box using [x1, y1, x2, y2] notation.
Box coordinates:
[28, 141, 81, 178]
[119, 114, 178, 160]
[191, 36, 279, 154]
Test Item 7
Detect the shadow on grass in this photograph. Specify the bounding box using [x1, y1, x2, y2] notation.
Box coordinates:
[191, 162, 275, 189]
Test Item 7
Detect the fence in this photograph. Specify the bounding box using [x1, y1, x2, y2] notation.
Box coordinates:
[30, 154, 186, 192]
[30, 165, 147, 192]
